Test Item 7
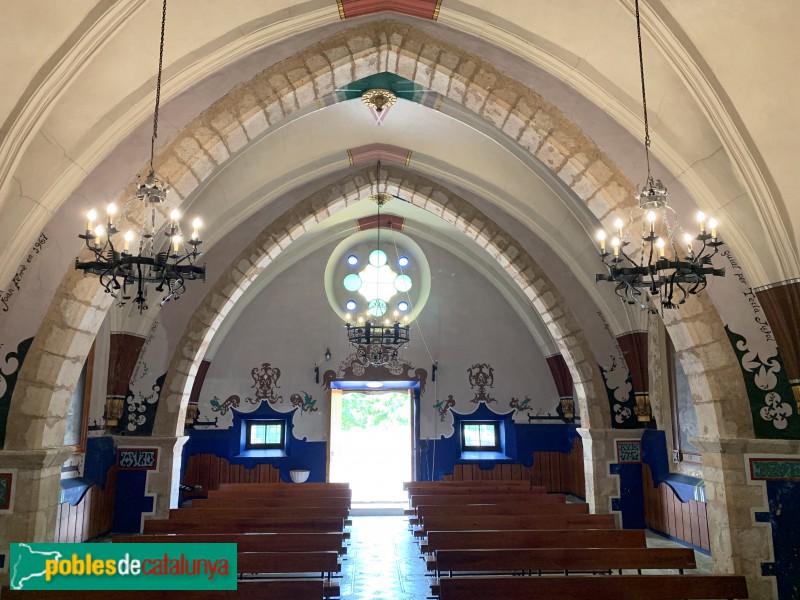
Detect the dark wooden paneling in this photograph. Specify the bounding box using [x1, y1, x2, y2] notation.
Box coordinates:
[545, 354, 573, 398]
[108, 334, 146, 397]
[617, 332, 649, 394]
[444, 438, 585, 498]
[54, 467, 116, 542]
[757, 281, 800, 382]
[188, 360, 211, 404]
[183, 454, 282, 493]
[642, 463, 709, 551]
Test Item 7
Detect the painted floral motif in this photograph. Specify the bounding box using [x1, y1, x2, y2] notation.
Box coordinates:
[613, 403, 632, 424]
[210, 394, 240, 415]
[289, 392, 319, 414]
[245, 363, 283, 405]
[760, 391, 793, 430]
[434, 395, 455, 421]
[124, 373, 164, 434]
[468, 363, 496, 404]
[510, 396, 533, 413]
[726, 326, 798, 437]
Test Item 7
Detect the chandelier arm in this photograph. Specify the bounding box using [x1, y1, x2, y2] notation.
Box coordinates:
[149, 0, 168, 171]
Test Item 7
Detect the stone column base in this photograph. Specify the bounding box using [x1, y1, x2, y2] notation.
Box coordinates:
[695, 437, 800, 600]
[0, 446, 75, 584]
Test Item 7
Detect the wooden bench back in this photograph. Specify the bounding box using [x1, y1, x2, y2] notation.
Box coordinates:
[404, 480, 534, 489]
[193, 496, 350, 509]
[405, 482, 538, 494]
[143, 516, 345, 535]
[417, 502, 588, 518]
[433, 547, 696, 572]
[418, 513, 615, 533]
[409, 486, 546, 498]
[438, 575, 748, 599]
[237, 551, 340, 574]
[208, 488, 351, 499]
[112, 532, 345, 554]
[1, 580, 324, 600]
[218, 482, 350, 490]
[168, 506, 350, 521]
[424, 528, 646, 552]
[410, 491, 555, 507]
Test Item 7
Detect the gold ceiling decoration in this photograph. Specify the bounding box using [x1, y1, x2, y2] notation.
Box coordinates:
[361, 88, 397, 113]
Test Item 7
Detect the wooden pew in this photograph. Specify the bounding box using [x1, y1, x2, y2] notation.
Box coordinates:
[410, 502, 588, 526]
[193, 496, 351, 510]
[169, 507, 351, 521]
[209, 487, 352, 499]
[404, 480, 534, 490]
[437, 575, 749, 599]
[429, 546, 696, 576]
[422, 528, 646, 554]
[143, 516, 346, 535]
[2, 580, 324, 599]
[409, 491, 553, 508]
[112, 532, 347, 555]
[416, 501, 589, 518]
[409, 486, 546, 498]
[415, 513, 615, 536]
[237, 551, 341, 596]
[218, 483, 350, 491]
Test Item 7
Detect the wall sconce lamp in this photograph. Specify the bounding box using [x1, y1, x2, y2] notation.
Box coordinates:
[325, 348, 332, 362]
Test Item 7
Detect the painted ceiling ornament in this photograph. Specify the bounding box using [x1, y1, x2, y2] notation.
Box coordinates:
[760, 391, 793, 430]
[510, 396, 534, 413]
[434, 394, 456, 422]
[289, 392, 319, 415]
[361, 88, 397, 125]
[245, 362, 283, 405]
[468, 363, 496, 404]
[210, 394, 240, 415]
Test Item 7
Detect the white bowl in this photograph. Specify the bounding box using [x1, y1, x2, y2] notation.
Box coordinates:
[289, 469, 310, 483]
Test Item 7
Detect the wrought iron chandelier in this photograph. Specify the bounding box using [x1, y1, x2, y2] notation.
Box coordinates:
[75, 0, 205, 313]
[344, 162, 410, 366]
[595, 0, 724, 310]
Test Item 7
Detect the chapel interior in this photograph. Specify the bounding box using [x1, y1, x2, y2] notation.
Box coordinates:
[0, 1, 799, 599]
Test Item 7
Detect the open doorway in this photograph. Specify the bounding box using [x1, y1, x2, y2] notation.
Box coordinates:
[329, 388, 412, 503]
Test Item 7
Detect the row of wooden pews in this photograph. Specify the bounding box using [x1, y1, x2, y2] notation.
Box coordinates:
[404, 479, 749, 599]
[112, 482, 353, 599]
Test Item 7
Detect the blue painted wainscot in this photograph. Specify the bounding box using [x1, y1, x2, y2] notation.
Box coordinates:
[417, 401, 582, 485]
[182, 401, 328, 486]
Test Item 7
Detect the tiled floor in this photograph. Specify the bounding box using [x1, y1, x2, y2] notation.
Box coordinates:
[340, 516, 429, 600]
[339, 516, 713, 599]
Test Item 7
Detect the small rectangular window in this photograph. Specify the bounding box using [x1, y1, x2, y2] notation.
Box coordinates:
[461, 421, 500, 452]
[245, 420, 285, 450]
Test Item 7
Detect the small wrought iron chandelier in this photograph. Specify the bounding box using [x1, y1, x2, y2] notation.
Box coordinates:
[595, 0, 724, 310]
[344, 162, 410, 366]
[75, 0, 205, 313]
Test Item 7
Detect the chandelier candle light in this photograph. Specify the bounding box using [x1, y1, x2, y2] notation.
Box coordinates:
[344, 162, 411, 366]
[595, 0, 724, 310]
[75, 0, 206, 312]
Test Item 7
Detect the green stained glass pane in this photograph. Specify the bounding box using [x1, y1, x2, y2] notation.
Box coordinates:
[394, 274, 412, 292]
[343, 273, 362, 292]
[368, 299, 387, 317]
[369, 250, 388, 267]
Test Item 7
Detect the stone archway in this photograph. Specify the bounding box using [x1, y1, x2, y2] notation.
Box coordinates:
[0, 18, 767, 594]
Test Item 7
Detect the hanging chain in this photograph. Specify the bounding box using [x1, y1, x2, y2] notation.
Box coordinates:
[149, 0, 168, 171]
[634, 0, 652, 182]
